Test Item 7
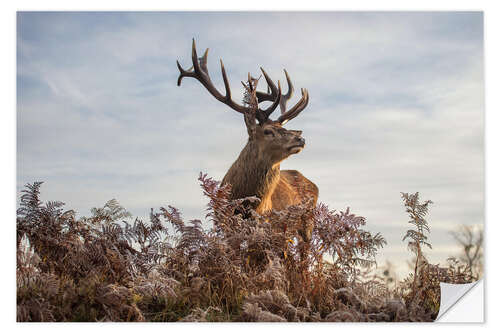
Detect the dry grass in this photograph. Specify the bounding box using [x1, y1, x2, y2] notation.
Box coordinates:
[16, 174, 476, 322]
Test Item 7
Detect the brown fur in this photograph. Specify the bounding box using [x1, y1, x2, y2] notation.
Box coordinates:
[221, 122, 318, 215]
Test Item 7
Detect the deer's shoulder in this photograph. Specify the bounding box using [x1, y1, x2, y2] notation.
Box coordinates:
[277, 170, 319, 204]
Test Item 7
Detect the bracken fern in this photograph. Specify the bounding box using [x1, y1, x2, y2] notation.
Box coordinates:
[16, 175, 476, 322]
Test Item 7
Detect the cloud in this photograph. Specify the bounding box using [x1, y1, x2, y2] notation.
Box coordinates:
[17, 12, 483, 274]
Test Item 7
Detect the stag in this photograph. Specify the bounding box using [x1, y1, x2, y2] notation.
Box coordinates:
[177, 40, 318, 237]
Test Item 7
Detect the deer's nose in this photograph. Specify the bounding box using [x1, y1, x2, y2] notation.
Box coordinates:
[296, 136, 305, 145]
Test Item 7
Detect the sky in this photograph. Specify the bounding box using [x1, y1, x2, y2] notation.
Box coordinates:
[17, 11, 484, 277]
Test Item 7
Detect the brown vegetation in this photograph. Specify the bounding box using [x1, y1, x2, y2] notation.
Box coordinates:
[16, 176, 478, 322]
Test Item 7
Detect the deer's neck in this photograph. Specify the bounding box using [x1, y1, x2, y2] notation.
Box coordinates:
[222, 141, 281, 206]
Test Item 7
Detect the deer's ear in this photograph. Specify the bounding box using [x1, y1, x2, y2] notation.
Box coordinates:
[244, 111, 257, 138]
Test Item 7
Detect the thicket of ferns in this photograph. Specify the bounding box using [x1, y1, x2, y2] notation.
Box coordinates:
[17, 174, 474, 322]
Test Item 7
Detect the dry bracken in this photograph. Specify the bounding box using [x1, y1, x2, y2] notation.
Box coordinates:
[16, 176, 477, 322]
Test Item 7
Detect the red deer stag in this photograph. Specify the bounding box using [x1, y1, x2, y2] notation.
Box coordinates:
[177, 40, 318, 237]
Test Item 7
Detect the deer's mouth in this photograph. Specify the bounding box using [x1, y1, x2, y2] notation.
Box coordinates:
[287, 143, 305, 154]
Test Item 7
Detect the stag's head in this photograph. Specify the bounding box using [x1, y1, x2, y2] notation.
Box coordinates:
[252, 121, 305, 165]
[177, 39, 309, 165]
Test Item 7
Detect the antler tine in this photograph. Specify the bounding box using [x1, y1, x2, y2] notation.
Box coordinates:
[191, 39, 201, 74]
[277, 88, 309, 125]
[220, 60, 232, 102]
[280, 69, 294, 114]
[199, 48, 209, 74]
[176, 60, 195, 86]
[259, 80, 282, 122]
[176, 39, 248, 114]
[255, 68, 278, 103]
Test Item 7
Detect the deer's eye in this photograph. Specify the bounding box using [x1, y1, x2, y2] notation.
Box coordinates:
[264, 129, 274, 137]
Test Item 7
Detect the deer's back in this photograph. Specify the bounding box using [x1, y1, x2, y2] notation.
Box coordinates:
[269, 170, 318, 211]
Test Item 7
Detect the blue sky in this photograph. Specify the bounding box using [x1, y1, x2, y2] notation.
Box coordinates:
[17, 11, 484, 276]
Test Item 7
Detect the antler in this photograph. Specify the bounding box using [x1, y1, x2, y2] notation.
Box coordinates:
[277, 88, 309, 125]
[256, 68, 310, 125]
[256, 68, 293, 114]
[177, 39, 281, 125]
